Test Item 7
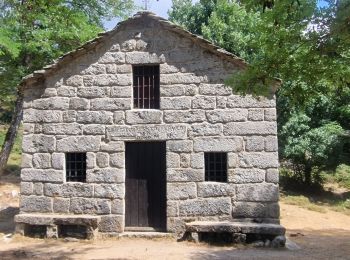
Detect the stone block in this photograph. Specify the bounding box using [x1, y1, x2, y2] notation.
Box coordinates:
[228, 153, 239, 168]
[206, 109, 248, 123]
[167, 183, 197, 200]
[87, 152, 96, 169]
[63, 110, 77, 123]
[160, 85, 185, 96]
[223, 122, 277, 136]
[42, 123, 82, 135]
[87, 168, 125, 183]
[110, 86, 132, 98]
[192, 96, 216, 109]
[226, 95, 275, 108]
[198, 84, 232, 96]
[106, 125, 187, 141]
[190, 123, 222, 137]
[94, 184, 124, 199]
[57, 136, 100, 152]
[265, 136, 278, 152]
[265, 108, 277, 121]
[69, 98, 90, 110]
[65, 75, 83, 86]
[229, 168, 265, 183]
[20, 182, 33, 195]
[33, 183, 44, 195]
[160, 97, 191, 110]
[232, 202, 266, 218]
[23, 109, 62, 123]
[21, 154, 33, 168]
[166, 152, 180, 168]
[98, 215, 123, 233]
[77, 111, 113, 124]
[180, 153, 191, 168]
[32, 97, 70, 110]
[57, 86, 76, 97]
[216, 97, 227, 108]
[248, 109, 264, 121]
[191, 153, 204, 169]
[42, 88, 57, 97]
[167, 169, 204, 182]
[44, 183, 94, 198]
[160, 64, 179, 74]
[266, 168, 279, 183]
[238, 152, 279, 168]
[83, 124, 105, 135]
[20, 196, 52, 213]
[23, 124, 35, 134]
[100, 141, 124, 152]
[53, 198, 70, 213]
[90, 98, 131, 111]
[96, 152, 109, 168]
[178, 197, 231, 216]
[167, 140, 192, 152]
[69, 198, 110, 214]
[21, 169, 64, 183]
[245, 136, 264, 152]
[77, 87, 109, 98]
[107, 64, 131, 74]
[197, 182, 235, 198]
[109, 153, 125, 168]
[236, 183, 279, 202]
[267, 203, 280, 218]
[167, 201, 178, 217]
[98, 52, 125, 64]
[111, 199, 124, 215]
[164, 111, 206, 123]
[113, 111, 125, 124]
[125, 110, 162, 124]
[193, 137, 243, 152]
[80, 64, 106, 75]
[125, 52, 164, 64]
[51, 153, 64, 170]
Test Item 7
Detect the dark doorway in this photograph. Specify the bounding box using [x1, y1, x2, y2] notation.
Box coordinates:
[125, 142, 166, 231]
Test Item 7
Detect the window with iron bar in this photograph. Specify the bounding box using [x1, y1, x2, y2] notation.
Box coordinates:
[205, 152, 227, 182]
[133, 65, 160, 109]
[66, 153, 87, 182]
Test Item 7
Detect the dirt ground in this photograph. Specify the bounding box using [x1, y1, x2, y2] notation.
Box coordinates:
[1, 175, 350, 260]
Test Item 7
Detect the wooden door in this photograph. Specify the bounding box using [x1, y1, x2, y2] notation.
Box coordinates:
[125, 142, 166, 230]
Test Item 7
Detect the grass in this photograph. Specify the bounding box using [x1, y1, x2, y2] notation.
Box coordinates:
[0, 125, 22, 175]
[322, 164, 350, 190]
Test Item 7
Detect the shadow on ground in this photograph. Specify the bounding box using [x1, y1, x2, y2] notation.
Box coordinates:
[0, 207, 19, 234]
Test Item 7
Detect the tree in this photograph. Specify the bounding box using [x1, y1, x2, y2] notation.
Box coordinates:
[168, 0, 349, 184]
[0, 0, 134, 173]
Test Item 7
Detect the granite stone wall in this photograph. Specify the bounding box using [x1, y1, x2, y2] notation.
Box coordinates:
[18, 14, 280, 234]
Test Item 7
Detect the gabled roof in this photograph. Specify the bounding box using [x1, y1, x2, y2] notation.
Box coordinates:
[19, 11, 249, 90]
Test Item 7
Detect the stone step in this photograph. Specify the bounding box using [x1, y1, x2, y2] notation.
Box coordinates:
[185, 221, 285, 236]
[119, 232, 175, 239]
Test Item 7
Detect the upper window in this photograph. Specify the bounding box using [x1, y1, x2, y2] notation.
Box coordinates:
[66, 153, 86, 182]
[205, 152, 227, 182]
[133, 65, 160, 109]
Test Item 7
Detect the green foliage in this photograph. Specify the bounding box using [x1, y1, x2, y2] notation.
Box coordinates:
[0, 0, 134, 122]
[323, 164, 350, 190]
[169, 0, 349, 185]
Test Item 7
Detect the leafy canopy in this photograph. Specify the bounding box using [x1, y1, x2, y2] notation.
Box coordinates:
[0, 0, 134, 121]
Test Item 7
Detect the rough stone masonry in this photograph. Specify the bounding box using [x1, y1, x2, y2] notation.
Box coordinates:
[15, 11, 281, 237]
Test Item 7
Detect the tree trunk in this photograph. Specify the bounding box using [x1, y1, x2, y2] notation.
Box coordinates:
[0, 93, 24, 174]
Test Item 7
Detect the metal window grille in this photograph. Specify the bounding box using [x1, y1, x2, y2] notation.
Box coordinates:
[205, 153, 227, 182]
[66, 153, 87, 182]
[133, 65, 160, 109]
